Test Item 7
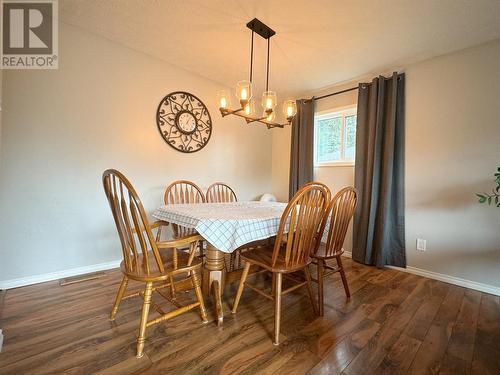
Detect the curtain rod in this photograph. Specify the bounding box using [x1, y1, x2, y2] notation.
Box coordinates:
[306, 72, 403, 103]
[305, 86, 358, 103]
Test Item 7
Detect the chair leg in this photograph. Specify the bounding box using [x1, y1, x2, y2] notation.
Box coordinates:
[110, 276, 128, 321]
[186, 242, 198, 278]
[169, 275, 176, 299]
[232, 262, 251, 313]
[337, 255, 350, 298]
[136, 282, 153, 358]
[155, 226, 162, 242]
[191, 270, 208, 323]
[170, 248, 178, 298]
[273, 273, 282, 345]
[198, 241, 205, 259]
[187, 242, 197, 266]
[304, 266, 318, 315]
[317, 259, 325, 316]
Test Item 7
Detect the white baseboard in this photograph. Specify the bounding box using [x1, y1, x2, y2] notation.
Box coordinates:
[386, 265, 500, 296]
[343, 250, 499, 296]
[0, 260, 121, 290]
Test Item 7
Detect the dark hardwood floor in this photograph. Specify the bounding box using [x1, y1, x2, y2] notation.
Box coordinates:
[0, 257, 499, 374]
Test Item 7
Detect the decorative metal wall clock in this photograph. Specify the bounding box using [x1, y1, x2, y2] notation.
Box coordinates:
[156, 91, 212, 153]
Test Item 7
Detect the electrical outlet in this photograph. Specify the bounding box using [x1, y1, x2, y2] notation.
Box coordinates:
[416, 238, 427, 251]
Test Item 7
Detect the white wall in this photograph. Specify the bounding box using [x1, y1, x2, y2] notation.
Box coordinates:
[0, 68, 2, 158]
[0, 23, 273, 282]
[0, 68, 2, 159]
[405, 40, 500, 287]
[271, 39, 500, 288]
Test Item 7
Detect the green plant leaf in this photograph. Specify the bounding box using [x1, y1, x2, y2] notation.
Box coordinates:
[478, 196, 487, 203]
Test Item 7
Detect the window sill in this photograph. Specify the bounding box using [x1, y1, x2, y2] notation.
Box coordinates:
[315, 162, 355, 168]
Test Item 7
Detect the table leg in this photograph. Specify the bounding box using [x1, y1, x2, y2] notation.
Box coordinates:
[202, 243, 226, 325]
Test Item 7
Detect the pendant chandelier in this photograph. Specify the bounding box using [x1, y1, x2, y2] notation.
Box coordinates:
[217, 18, 297, 129]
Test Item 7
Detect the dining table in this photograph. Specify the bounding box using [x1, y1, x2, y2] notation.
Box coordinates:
[152, 201, 288, 325]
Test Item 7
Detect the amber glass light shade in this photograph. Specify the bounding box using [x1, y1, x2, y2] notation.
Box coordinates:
[283, 100, 297, 121]
[217, 90, 231, 110]
[236, 80, 252, 107]
[263, 110, 276, 122]
[262, 91, 277, 113]
[244, 100, 255, 116]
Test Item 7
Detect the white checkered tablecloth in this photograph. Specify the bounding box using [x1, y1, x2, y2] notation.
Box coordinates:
[152, 201, 288, 253]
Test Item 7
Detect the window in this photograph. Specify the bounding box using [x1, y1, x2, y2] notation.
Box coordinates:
[314, 107, 357, 166]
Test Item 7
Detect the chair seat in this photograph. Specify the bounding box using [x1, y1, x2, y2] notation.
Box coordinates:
[311, 243, 344, 259]
[121, 248, 201, 281]
[240, 245, 311, 273]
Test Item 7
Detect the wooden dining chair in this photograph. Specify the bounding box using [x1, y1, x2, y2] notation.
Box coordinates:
[231, 183, 330, 345]
[164, 180, 205, 264]
[103, 170, 207, 358]
[312, 187, 358, 316]
[206, 182, 237, 203]
[206, 182, 239, 269]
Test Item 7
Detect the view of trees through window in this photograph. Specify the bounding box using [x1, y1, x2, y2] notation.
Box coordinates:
[315, 109, 357, 164]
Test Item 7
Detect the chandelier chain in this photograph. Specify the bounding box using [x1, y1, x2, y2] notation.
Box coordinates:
[266, 38, 270, 92]
[249, 30, 254, 83]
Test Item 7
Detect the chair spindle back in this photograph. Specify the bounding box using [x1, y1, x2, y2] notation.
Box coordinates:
[164, 180, 205, 237]
[206, 182, 237, 203]
[272, 184, 329, 268]
[321, 187, 358, 257]
[164, 180, 205, 205]
[103, 169, 164, 277]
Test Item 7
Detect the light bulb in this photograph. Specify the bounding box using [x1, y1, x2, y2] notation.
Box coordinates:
[266, 97, 273, 109]
[236, 80, 252, 108]
[261, 91, 277, 113]
[243, 100, 254, 117]
[217, 90, 231, 110]
[283, 100, 297, 121]
[264, 110, 275, 122]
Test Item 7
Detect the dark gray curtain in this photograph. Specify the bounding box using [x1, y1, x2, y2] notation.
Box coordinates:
[353, 72, 406, 268]
[289, 99, 315, 199]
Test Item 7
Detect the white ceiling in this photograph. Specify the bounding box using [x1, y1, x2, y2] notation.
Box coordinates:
[60, 0, 500, 97]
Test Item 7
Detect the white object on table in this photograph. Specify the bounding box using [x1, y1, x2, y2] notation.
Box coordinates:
[152, 201, 287, 253]
[259, 193, 277, 202]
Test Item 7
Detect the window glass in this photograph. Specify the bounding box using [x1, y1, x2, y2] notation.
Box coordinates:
[344, 115, 357, 160]
[317, 116, 342, 162]
[314, 108, 357, 165]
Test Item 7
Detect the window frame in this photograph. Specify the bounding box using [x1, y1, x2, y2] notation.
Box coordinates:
[314, 106, 357, 167]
